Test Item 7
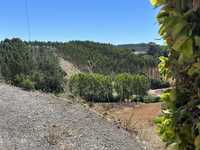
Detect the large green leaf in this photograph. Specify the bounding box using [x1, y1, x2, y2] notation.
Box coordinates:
[181, 39, 193, 58]
[171, 21, 187, 39]
[178, 38, 193, 64]
[159, 24, 166, 36]
[172, 36, 189, 51]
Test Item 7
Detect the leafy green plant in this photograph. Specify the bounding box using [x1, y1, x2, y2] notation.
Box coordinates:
[151, 0, 200, 149]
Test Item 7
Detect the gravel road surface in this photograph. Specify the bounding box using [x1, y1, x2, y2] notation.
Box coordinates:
[0, 84, 143, 150]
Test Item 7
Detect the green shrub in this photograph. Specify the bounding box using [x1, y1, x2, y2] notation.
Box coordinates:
[69, 73, 113, 102]
[20, 79, 35, 90]
[114, 73, 150, 101]
[15, 74, 35, 90]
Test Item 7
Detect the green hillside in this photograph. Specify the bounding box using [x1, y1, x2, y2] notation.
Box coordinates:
[0, 39, 167, 93]
[29, 40, 161, 76]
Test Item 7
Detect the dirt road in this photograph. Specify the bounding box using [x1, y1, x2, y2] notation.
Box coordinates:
[0, 84, 142, 150]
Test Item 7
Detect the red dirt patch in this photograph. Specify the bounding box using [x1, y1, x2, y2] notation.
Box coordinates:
[110, 103, 161, 128]
[92, 103, 166, 150]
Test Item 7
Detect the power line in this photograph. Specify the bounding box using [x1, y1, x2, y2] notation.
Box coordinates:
[25, 0, 31, 41]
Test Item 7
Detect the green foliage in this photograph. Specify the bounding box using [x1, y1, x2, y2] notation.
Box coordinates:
[158, 56, 171, 80]
[133, 74, 151, 96]
[0, 38, 65, 93]
[69, 73, 150, 102]
[114, 73, 150, 101]
[154, 115, 175, 144]
[30, 41, 161, 77]
[151, 0, 200, 149]
[114, 73, 135, 101]
[0, 38, 33, 81]
[15, 74, 35, 90]
[69, 73, 113, 102]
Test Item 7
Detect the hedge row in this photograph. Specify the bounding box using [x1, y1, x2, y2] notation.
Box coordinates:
[69, 73, 150, 102]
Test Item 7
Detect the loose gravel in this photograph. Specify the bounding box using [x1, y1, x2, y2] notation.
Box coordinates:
[0, 84, 143, 150]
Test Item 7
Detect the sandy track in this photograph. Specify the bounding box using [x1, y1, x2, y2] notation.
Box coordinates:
[0, 84, 142, 150]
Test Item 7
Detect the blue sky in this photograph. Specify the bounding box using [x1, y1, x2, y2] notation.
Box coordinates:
[0, 0, 161, 44]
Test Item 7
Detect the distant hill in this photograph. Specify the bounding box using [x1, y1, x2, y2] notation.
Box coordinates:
[117, 43, 160, 54]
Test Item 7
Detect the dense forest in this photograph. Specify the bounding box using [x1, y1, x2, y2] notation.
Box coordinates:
[0, 38, 65, 93]
[0, 38, 168, 94]
[29, 40, 166, 78]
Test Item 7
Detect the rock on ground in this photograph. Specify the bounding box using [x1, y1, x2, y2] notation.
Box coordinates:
[0, 84, 142, 150]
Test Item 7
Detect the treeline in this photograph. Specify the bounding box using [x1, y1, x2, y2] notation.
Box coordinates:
[69, 73, 150, 102]
[0, 38, 168, 93]
[29, 40, 165, 78]
[0, 38, 65, 93]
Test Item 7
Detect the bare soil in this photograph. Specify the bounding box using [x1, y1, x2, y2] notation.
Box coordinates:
[91, 103, 166, 150]
[59, 57, 80, 79]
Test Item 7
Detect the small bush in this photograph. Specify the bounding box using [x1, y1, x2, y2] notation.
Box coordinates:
[20, 79, 35, 90]
[15, 74, 35, 90]
[69, 73, 113, 102]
